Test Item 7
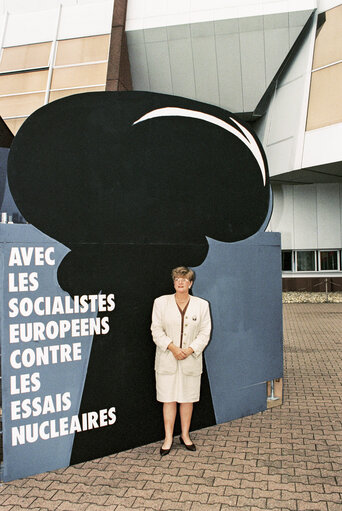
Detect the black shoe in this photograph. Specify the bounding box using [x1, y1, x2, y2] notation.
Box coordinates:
[180, 436, 196, 451]
[160, 443, 172, 456]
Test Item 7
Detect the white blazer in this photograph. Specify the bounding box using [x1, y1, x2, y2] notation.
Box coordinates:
[151, 294, 211, 376]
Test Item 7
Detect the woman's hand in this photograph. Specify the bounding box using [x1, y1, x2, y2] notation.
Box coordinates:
[182, 347, 194, 358]
[168, 343, 187, 360]
[168, 343, 194, 360]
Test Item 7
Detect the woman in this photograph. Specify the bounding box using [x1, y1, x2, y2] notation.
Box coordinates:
[151, 266, 211, 456]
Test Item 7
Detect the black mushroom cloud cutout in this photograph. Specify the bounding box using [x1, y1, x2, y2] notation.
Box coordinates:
[7, 91, 271, 461]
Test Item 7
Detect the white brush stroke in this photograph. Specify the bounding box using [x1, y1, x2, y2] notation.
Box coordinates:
[133, 107, 266, 186]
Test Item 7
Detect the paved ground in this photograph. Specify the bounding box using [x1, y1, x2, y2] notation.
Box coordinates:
[0, 303, 341, 510]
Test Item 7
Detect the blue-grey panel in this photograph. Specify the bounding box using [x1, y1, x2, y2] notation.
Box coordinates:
[289, 10, 313, 28]
[264, 13, 289, 30]
[239, 15, 264, 33]
[193, 233, 283, 424]
[289, 26, 304, 46]
[0, 224, 95, 481]
[126, 29, 144, 46]
[143, 26, 168, 43]
[167, 24, 191, 40]
[145, 41, 172, 93]
[169, 38, 196, 99]
[214, 18, 239, 35]
[126, 42, 151, 91]
[190, 20, 214, 38]
[191, 34, 220, 104]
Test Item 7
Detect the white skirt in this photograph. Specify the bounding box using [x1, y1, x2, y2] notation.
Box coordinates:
[155, 363, 201, 403]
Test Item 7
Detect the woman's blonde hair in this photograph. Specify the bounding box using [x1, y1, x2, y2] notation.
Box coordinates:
[171, 266, 195, 282]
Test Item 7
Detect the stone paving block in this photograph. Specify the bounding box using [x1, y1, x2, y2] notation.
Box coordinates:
[78, 493, 110, 505]
[115, 478, 145, 489]
[132, 498, 164, 509]
[161, 500, 192, 511]
[310, 476, 338, 485]
[169, 482, 197, 493]
[0, 485, 32, 497]
[241, 479, 268, 491]
[161, 474, 188, 484]
[253, 487, 281, 499]
[217, 458, 234, 469]
[208, 493, 238, 506]
[42, 473, 73, 483]
[237, 496, 267, 508]
[31, 498, 63, 510]
[56, 502, 89, 511]
[26, 488, 58, 500]
[105, 495, 135, 507]
[266, 498, 297, 510]
[1, 495, 37, 508]
[125, 488, 154, 499]
[51, 490, 82, 503]
[228, 470, 254, 482]
[187, 475, 214, 486]
[152, 467, 179, 476]
[21, 479, 54, 490]
[190, 502, 221, 510]
[327, 503, 342, 511]
[66, 475, 97, 485]
[89, 504, 118, 510]
[116, 506, 146, 511]
[0, 494, 10, 504]
[224, 486, 253, 498]
[45, 482, 77, 493]
[196, 485, 225, 495]
[297, 501, 328, 511]
[311, 492, 342, 503]
[179, 491, 209, 504]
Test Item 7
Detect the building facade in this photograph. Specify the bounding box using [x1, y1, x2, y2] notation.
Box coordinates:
[0, 0, 342, 290]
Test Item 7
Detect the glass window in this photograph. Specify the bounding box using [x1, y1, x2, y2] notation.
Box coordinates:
[319, 250, 338, 271]
[0, 70, 48, 95]
[0, 93, 45, 117]
[306, 63, 342, 130]
[296, 251, 316, 271]
[0, 42, 51, 72]
[55, 35, 110, 66]
[282, 251, 293, 271]
[312, 5, 342, 70]
[51, 63, 108, 90]
[49, 85, 105, 103]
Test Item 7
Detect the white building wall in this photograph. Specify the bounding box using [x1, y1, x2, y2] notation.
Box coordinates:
[302, 123, 342, 168]
[0, 0, 114, 47]
[269, 183, 342, 249]
[317, 184, 341, 248]
[126, 0, 317, 31]
[0, 0, 108, 14]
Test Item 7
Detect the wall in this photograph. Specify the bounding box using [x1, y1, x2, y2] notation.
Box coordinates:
[269, 183, 342, 250]
[126, 0, 317, 30]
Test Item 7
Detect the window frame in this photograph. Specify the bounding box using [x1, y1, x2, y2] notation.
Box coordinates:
[295, 250, 317, 272]
[318, 249, 340, 272]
